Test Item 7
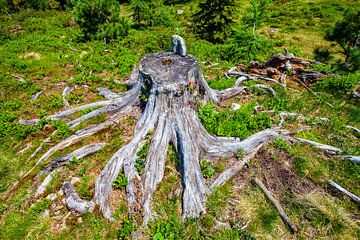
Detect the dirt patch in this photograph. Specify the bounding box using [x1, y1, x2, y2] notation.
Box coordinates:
[232, 146, 318, 202]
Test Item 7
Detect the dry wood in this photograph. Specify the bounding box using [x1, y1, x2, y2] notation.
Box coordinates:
[254, 178, 298, 233]
[62, 86, 73, 110]
[328, 180, 360, 204]
[63, 182, 95, 214]
[41, 142, 105, 175]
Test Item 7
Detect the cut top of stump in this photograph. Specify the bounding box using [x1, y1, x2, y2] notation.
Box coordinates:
[140, 51, 198, 89]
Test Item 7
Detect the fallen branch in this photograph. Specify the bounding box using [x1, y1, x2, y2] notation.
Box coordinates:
[339, 155, 360, 164]
[30, 91, 43, 103]
[295, 79, 333, 108]
[328, 180, 360, 204]
[253, 178, 298, 233]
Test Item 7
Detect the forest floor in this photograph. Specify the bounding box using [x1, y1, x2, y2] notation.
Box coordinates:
[0, 0, 359, 239]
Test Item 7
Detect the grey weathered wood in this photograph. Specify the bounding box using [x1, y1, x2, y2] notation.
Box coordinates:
[254, 178, 298, 233]
[41, 143, 105, 175]
[62, 86, 73, 110]
[171, 35, 187, 57]
[97, 87, 122, 99]
[31, 91, 43, 102]
[339, 155, 360, 164]
[63, 182, 95, 214]
[328, 180, 360, 204]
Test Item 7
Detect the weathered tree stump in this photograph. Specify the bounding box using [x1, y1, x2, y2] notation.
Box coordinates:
[15, 35, 360, 226]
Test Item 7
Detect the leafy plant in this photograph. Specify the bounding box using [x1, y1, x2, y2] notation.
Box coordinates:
[271, 138, 290, 153]
[118, 217, 135, 239]
[198, 102, 272, 139]
[200, 159, 215, 179]
[313, 46, 333, 63]
[316, 72, 359, 94]
[29, 199, 51, 215]
[135, 139, 150, 174]
[113, 173, 128, 189]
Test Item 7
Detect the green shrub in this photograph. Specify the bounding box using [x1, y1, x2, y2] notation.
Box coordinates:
[223, 28, 274, 63]
[271, 138, 290, 153]
[326, 9, 360, 71]
[118, 217, 135, 239]
[30, 199, 51, 215]
[73, 0, 130, 42]
[112, 173, 128, 189]
[316, 72, 359, 94]
[313, 46, 333, 63]
[130, 0, 177, 28]
[200, 159, 215, 179]
[198, 102, 272, 139]
[24, 0, 50, 10]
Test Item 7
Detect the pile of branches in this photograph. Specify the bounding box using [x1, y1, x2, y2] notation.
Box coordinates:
[228, 48, 335, 85]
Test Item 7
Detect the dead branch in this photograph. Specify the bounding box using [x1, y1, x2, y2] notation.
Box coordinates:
[254, 178, 298, 233]
[328, 180, 360, 204]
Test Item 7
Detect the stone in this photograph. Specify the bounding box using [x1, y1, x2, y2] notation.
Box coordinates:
[232, 103, 241, 111]
[47, 193, 58, 201]
[42, 209, 50, 218]
[171, 35, 187, 57]
[70, 177, 81, 185]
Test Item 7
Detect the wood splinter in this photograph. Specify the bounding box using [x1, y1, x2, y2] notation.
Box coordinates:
[253, 178, 298, 233]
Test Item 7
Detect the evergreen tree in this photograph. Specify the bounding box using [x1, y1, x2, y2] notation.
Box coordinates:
[130, 0, 150, 26]
[326, 9, 360, 71]
[193, 0, 236, 43]
[74, 0, 130, 42]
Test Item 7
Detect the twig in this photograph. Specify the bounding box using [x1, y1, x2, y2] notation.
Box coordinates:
[253, 178, 298, 233]
[295, 79, 333, 107]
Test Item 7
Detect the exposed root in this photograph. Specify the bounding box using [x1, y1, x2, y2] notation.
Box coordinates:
[35, 111, 128, 165]
[175, 109, 208, 218]
[227, 70, 285, 88]
[62, 86, 73, 110]
[63, 182, 95, 214]
[41, 142, 105, 175]
[30, 90, 43, 103]
[142, 114, 171, 225]
[292, 137, 342, 154]
[94, 87, 160, 220]
[339, 155, 360, 165]
[35, 169, 60, 197]
[210, 144, 263, 190]
[97, 87, 122, 99]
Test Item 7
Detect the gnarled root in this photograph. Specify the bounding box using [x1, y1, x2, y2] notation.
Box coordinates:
[63, 182, 95, 214]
